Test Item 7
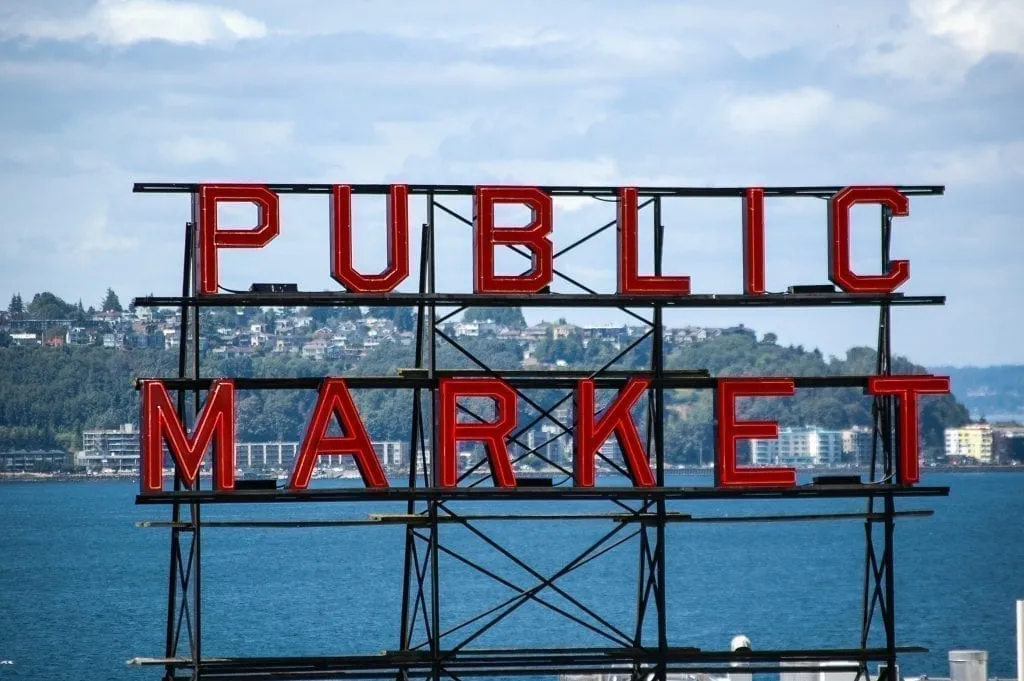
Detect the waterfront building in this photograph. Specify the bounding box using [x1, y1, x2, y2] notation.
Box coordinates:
[944, 424, 993, 463]
[374, 441, 405, 467]
[841, 426, 875, 466]
[537, 407, 573, 465]
[234, 441, 299, 470]
[234, 440, 406, 471]
[79, 423, 141, 473]
[750, 426, 844, 467]
[75, 426, 407, 475]
[0, 449, 72, 473]
[993, 426, 1024, 462]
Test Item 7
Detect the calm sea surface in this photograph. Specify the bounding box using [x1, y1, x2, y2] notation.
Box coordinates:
[1, 473, 1022, 681]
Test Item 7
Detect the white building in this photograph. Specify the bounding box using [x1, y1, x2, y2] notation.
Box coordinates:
[374, 441, 406, 467]
[234, 440, 406, 470]
[841, 426, 875, 466]
[79, 423, 141, 473]
[750, 426, 844, 467]
[235, 441, 299, 469]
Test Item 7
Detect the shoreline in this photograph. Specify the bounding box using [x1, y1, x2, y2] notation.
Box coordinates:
[2, 463, 1022, 483]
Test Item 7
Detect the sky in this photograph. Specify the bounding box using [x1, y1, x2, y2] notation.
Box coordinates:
[0, 0, 1021, 367]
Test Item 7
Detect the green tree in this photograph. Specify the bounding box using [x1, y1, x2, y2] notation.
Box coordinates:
[101, 288, 123, 313]
[335, 306, 363, 322]
[463, 307, 527, 328]
[72, 300, 87, 323]
[366, 306, 414, 332]
[8, 293, 24, 319]
[43, 326, 68, 343]
[27, 292, 75, 320]
[307, 306, 334, 327]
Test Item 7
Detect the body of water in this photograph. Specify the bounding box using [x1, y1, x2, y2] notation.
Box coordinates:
[1, 472, 1021, 680]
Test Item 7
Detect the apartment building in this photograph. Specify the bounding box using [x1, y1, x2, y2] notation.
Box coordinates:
[750, 426, 845, 467]
[944, 424, 994, 463]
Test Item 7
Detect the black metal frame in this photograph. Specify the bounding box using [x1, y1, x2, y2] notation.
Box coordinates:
[129, 183, 947, 681]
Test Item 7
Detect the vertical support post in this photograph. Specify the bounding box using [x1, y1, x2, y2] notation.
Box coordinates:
[858, 203, 899, 681]
[652, 196, 668, 681]
[880, 205, 897, 681]
[190, 190, 203, 681]
[859, 204, 899, 681]
[164, 219, 195, 681]
[427, 193, 442, 681]
[398, 217, 432, 663]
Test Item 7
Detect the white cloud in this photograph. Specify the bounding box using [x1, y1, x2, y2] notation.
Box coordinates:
[159, 136, 234, 165]
[724, 88, 888, 136]
[0, 0, 1021, 364]
[72, 213, 140, 254]
[912, 0, 1024, 59]
[905, 141, 1024, 185]
[6, 0, 266, 46]
[857, 0, 1024, 82]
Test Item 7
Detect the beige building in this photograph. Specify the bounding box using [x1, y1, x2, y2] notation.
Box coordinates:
[944, 424, 993, 463]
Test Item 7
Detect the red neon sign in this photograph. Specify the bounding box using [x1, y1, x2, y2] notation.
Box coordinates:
[474, 186, 554, 294]
[616, 187, 690, 295]
[192, 183, 915, 297]
[866, 375, 951, 484]
[139, 374, 949, 493]
[140, 379, 236, 491]
[828, 186, 911, 294]
[574, 378, 655, 487]
[288, 378, 388, 490]
[198, 185, 280, 295]
[330, 185, 410, 293]
[742, 188, 766, 296]
[438, 377, 519, 488]
[140, 181, 945, 495]
[714, 378, 797, 488]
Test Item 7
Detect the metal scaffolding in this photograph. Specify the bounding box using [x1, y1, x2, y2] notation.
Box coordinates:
[129, 182, 948, 681]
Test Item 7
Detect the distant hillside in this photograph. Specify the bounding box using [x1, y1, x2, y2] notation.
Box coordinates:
[930, 365, 1024, 422]
[0, 290, 972, 459]
[1, 330, 971, 461]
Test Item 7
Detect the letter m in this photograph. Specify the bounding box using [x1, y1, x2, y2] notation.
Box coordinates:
[140, 379, 236, 492]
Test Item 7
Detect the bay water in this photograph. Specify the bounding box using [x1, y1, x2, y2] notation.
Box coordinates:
[1, 473, 1021, 681]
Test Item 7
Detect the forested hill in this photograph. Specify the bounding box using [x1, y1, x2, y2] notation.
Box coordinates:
[929, 365, 1024, 421]
[0, 327, 970, 461]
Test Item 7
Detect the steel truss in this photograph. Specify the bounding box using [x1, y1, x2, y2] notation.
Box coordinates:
[129, 183, 947, 681]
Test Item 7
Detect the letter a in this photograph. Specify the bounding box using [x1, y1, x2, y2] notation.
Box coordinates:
[289, 379, 388, 490]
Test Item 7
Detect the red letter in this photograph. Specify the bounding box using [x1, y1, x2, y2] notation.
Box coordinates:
[288, 378, 388, 490]
[438, 377, 517, 488]
[330, 184, 410, 292]
[866, 375, 950, 485]
[715, 378, 796, 488]
[743, 187, 766, 295]
[617, 187, 690, 295]
[828, 186, 910, 293]
[140, 379, 236, 492]
[198, 184, 280, 295]
[473, 186, 553, 293]
[574, 378, 655, 487]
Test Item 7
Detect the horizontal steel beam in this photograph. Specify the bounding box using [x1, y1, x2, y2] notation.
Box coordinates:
[135, 509, 933, 529]
[132, 292, 945, 308]
[133, 373, 895, 391]
[133, 182, 945, 197]
[130, 644, 929, 678]
[135, 484, 949, 505]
